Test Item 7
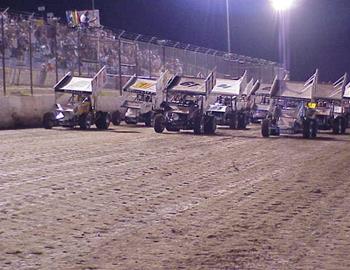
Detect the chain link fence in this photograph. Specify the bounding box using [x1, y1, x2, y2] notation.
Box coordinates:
[0, 9, 288, 96]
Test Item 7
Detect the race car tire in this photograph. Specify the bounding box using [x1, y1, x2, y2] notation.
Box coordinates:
[95, 112, 111, 130]
[154, 114, 165, 133]
[144, 112, 153, 127]
[261, 119, 270, 138]
[204, 115, 216, 135]
[303, 119, 311, 138]
[229, 113, 237, 129]
[341, 117, 347, 134]
[43, 112, 55, 129]
[332, 117, 346, 135]
[310, 119, 318, 138]
[237, 112, 247, 129]
[111, 110, 121, 126]
[193, 115, 205, 135]
[79, 113, 92, 130]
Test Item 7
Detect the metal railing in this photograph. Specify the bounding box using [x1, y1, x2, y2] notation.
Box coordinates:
[0, 8, 288, 96]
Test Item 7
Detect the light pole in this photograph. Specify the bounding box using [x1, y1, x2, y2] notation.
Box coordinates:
[226, 0, 231, 53]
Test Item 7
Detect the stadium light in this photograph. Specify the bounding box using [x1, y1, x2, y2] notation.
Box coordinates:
[226, 0, 231, 53]
[270, 0, 295, 11]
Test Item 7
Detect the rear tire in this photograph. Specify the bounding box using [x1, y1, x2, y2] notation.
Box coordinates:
[43, 112, 55, 129]
[111, 110, 121, 126]
[79, 113, 92, 130]
[154, 114, 165, 133]
[229, 113, 236, 129]
[237, 112, 247, 129]
[194, 115, 205, 135]
[310, 120, 317, 138]
[204, 116, 216, 135]
[95, 112, 111, 130]
[303, 119, 311, 138]
[333, 117, 346, 134]
[261, 119, 270, 138]
[144, 112, 153, 127]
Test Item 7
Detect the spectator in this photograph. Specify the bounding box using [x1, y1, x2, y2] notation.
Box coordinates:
[80, 11, 90, 29]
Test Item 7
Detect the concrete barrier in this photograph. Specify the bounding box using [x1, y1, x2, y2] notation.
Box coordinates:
[0, 90, 125, 129]
[0, 95, 55, 129]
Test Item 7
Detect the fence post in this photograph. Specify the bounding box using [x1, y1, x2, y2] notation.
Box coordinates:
[54, 22, 58, 83]
[1, 11, 6, 96]
[77, 29, 81, 76]
[194, 47, 200, 76]
[148, 37, 156, 78]
[118, 37, 122, 95]
[134, 35, 141, 76]
[28, 20, 33, 95]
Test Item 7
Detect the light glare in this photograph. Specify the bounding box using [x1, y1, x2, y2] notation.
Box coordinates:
[270, 0, 295, 11]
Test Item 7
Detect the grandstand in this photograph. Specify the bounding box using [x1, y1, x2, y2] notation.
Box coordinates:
[0, 8, 288, 95]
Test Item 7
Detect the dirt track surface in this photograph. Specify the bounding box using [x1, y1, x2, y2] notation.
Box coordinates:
[0, 125, 349, 270]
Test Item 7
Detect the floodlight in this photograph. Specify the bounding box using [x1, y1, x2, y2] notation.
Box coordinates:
[270, 0, 295, 11]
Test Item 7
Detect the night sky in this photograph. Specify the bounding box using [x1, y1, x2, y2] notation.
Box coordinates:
[1, 0, 350, 82]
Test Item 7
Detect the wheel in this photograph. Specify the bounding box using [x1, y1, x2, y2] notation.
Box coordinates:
[144, 112, 153, 127]
[334, 117, 346, 134]
[154, 114, 165, 133]
[111, 110, 121, 126]
[310, 120, 318, 138]
[303, 119, 311, 138]
[43, 112, 55, 129]
[228, 113, 237, 129]
[237, 112, 247, 129]
[95, 111, 111, 130]
[261, 119, 270, 138]
[204, 116, 216, 134]
[341, 117, 347, 134]
[79, 113, 92, 130]
[193, 115, 205, 135]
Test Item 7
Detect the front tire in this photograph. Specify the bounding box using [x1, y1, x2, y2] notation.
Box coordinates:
[261, 119, 270, 138]
[79, 113, 92, 130]
[111, 110, 121, 126]
[154, 114, 165, 133]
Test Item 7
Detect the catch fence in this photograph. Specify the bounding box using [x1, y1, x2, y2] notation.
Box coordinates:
[0, 8, 288, 96]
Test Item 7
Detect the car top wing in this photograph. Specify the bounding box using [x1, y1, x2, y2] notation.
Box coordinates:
[313, 73, 347, 101]
[169, 71, 216, 97]
[270, 70, 318, 100]
[54, 66, 107, 95]
[211, 78, 241, 96]
[344, 82, 350, 99]
[54, 74, 93, 94]
[123, 75, 157, 95]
